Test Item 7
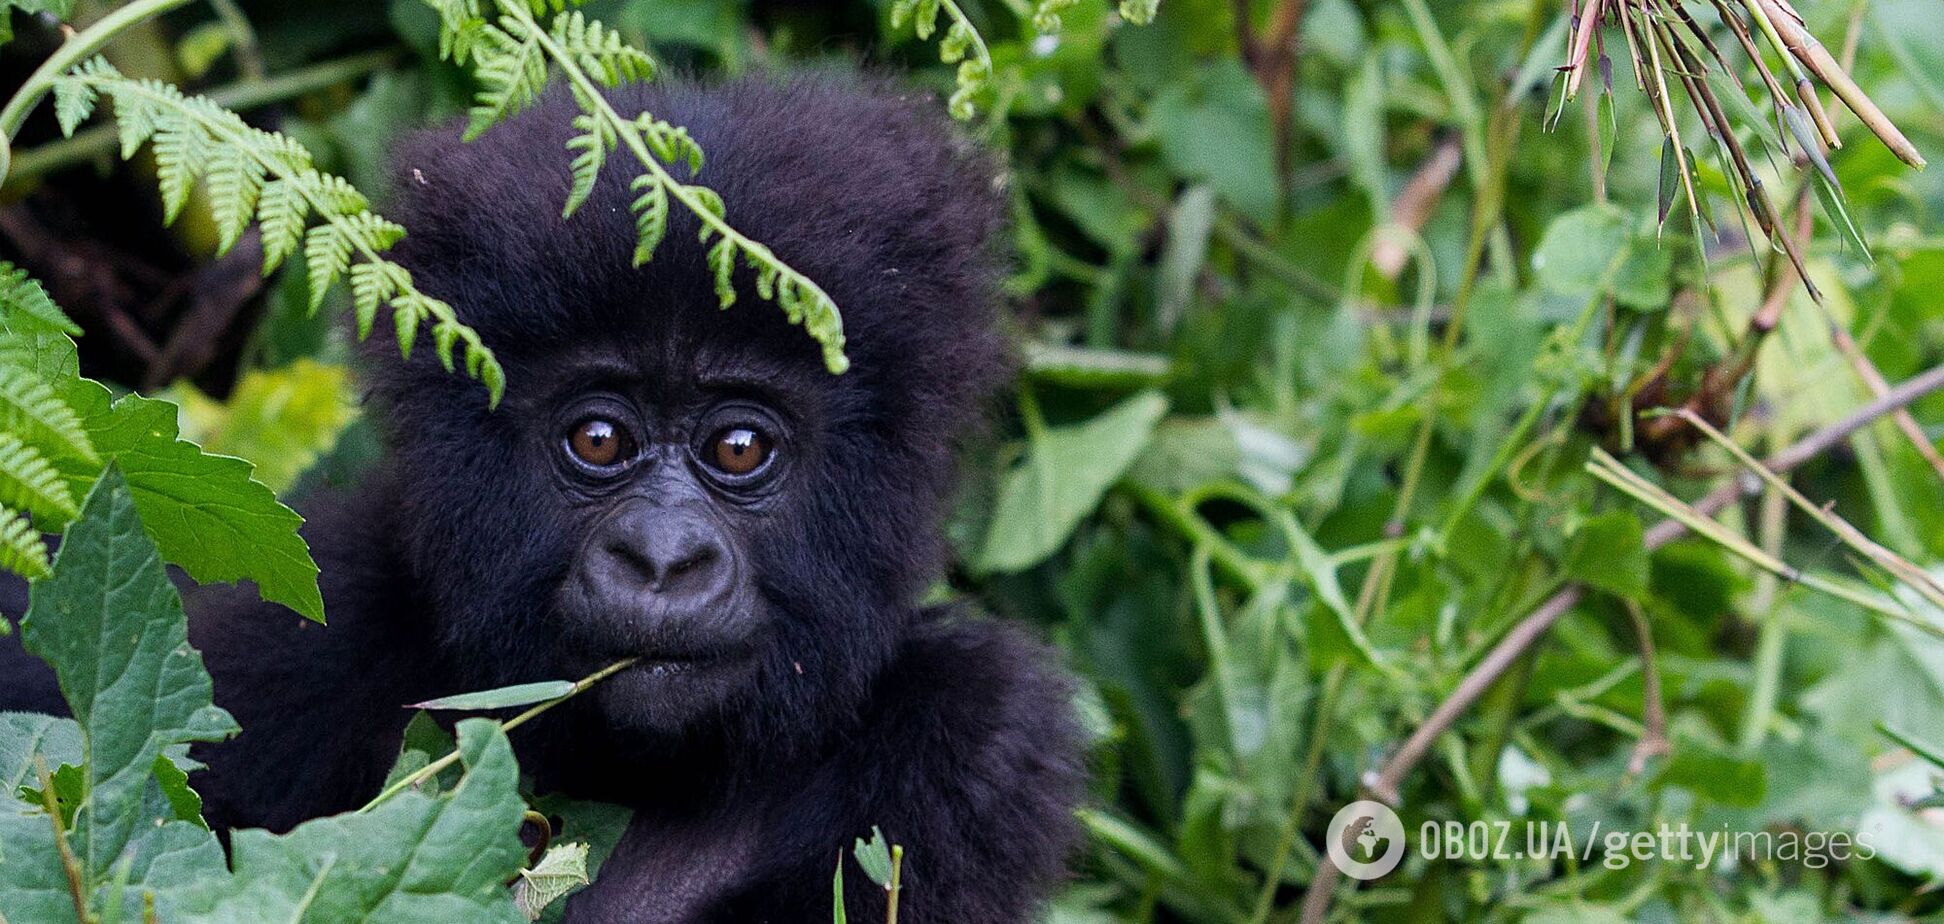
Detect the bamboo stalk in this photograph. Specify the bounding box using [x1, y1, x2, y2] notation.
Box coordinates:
[1749, 0, 1925, 166]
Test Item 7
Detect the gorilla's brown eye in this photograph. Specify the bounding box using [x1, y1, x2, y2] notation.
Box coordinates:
[567, 418, 628, 467]
[709, 427, 770, 476]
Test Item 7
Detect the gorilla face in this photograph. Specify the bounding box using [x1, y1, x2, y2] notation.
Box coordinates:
[543, 364, 794, 729]
[370, 77, 1009, 750]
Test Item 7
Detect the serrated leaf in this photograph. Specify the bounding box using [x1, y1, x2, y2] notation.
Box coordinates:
[979, 391, 1169, 573]
[0, 712, 83, 797]
[852, 826, 894, 887]
[17, 469, 239, 889]
[0, 262, 81, 335]
[513, 842, 590, 920]
[55, 381, 323, 622]
[466, 23, 547, 140]
[167, 358, 358, 495]
[151, 752, 207, 828]
[349, 262, 401, 339]
[163, 720, 528, 923]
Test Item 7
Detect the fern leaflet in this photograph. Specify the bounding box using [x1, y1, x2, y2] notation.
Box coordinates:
[430, 0, 851, 374]
[0, 431, 77, 524]
[0, 506, 48, 580]
[0, 366, 96, 464]
[51, 58, 506, 406]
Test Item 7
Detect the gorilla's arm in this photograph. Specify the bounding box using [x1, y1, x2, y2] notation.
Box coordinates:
[710, 611, 1087, 924]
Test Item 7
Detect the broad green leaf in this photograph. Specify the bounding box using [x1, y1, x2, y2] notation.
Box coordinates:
[1155, 185, 1215, 331]
[412, 680, 577, 711]
[1147, 60, 1277, 225]
[978, 391, 1168, 573]
[382, 710, 460, 798]
[57, 380, 323, 621]
[0, 712, 82, 799]
[1564, 510, 1650, 598]
[1654, 744, 1766, 807]
[1531, 204, 1669, 311]
[16, 468, 238, 898]
[166, 719, 528, 923]
[168, 358, 358, 494]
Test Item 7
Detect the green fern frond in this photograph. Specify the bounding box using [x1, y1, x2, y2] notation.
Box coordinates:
[1032, 0, 1079, 33]
[707, 238, 737, 310]
[889, 0, 992, 120]
[206, 146, 267, 254]
[0, 432, 77, 524]
[465, 18, 548, 140]
[349, 262, 406, 338]
[563, 112, 613, 218]
[152, 114, 208, 225]
[433, 0, 851, 374]
[628, 173, 666, 265]
[551, 12, 654, 86]
[52, 78, 96, 136]
[0, 262, 81, 335]
[303, 224, 354, 313]
[0, 505, 49, 580]
[256, 178, 310, 276]
[52, 59, 506, 406]
[0, 366, 96, 464]
[637, 116, 702, 175]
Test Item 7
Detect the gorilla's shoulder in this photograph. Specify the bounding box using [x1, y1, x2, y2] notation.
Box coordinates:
[873, 607, 1088, 795]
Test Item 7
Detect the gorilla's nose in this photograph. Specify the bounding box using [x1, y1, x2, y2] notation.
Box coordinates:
[589, 504, 735, 607]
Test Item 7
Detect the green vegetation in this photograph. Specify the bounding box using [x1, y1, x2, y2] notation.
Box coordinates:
[0, 0, 1941, 920]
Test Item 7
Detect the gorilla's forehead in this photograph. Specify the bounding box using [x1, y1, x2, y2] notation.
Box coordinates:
[502, 308, 832, 416]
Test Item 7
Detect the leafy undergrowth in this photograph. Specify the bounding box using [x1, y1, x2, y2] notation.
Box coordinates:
[2, 0, 1944, 921]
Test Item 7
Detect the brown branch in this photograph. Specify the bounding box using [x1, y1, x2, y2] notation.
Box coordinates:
[1374, 137, 1463, 278]
[1297, 360, 1944, 924]
[1623, 600, 1668, 775]
[1250, 0, 1311, 207]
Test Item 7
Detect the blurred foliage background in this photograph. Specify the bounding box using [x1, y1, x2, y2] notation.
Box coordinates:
[3, 0, 1944, 920]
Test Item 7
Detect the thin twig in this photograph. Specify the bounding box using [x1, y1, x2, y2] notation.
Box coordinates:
[358, 657, 638, 812]
[1297, 360, 1944, 924]
[1622, 601, 1667, 775]
[34, 756, 95, 924]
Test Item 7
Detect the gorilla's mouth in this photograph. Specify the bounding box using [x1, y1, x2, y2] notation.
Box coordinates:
[616, 643, 757, 680]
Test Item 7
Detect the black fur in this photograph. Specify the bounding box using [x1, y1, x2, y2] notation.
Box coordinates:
[0, 74, 1085, 923]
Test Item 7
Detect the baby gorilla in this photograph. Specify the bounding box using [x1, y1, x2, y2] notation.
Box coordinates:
[8, 75, 1085, 922]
